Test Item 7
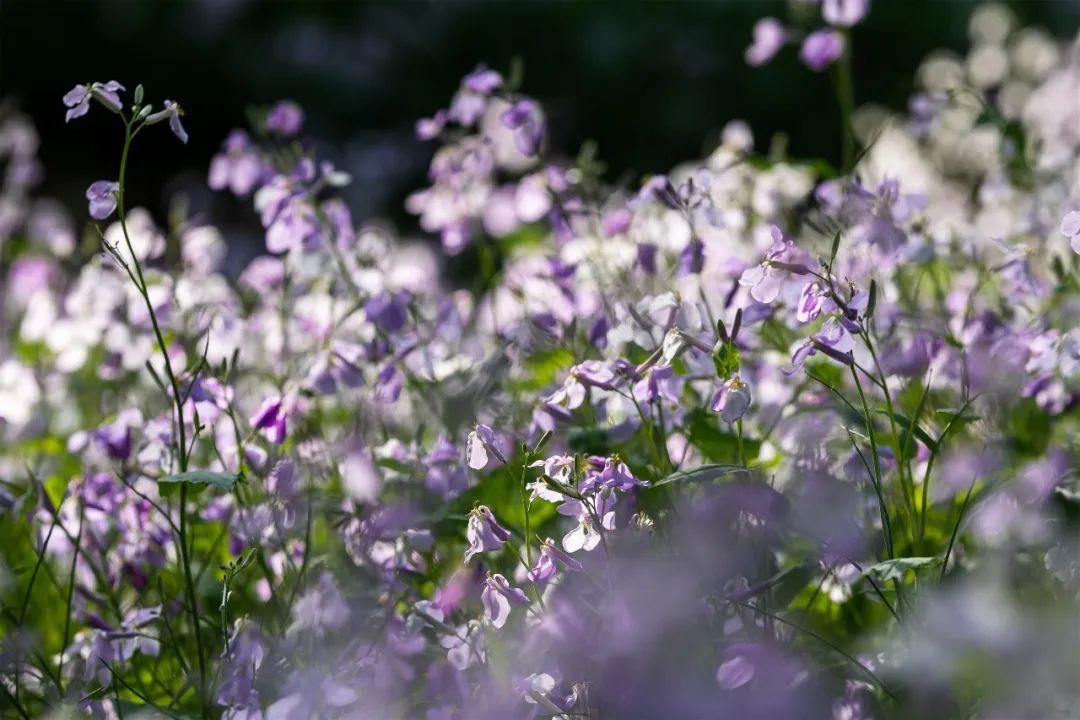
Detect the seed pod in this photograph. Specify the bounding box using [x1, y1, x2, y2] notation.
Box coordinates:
[716, 319, 729, 343]
[731, 308, 743, 341]
[866, 279, 877, 319]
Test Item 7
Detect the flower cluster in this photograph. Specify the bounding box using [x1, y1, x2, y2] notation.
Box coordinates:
[0, 4, 1077, 719]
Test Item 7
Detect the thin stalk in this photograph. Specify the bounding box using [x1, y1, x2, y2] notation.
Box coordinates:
[833, 38, 857, 172]
[58, 500, 86, 693]
[115, 118, 208, 718]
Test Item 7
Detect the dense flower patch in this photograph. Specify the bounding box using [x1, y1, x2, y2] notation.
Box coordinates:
[1, 3, 1078, 718]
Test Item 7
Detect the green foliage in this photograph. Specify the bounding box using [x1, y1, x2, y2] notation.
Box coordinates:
[683, 408, 760, 464]
[158, 470, 240, 496]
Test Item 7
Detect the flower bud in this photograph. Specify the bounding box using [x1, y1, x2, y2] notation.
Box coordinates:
[711, 377, 752, 423]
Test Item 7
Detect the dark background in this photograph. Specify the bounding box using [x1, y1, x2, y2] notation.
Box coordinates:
[2, 0, 1077, 252]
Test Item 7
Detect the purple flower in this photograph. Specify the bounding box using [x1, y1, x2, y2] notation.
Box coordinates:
[416, 110, 448, 140]
[374, 363, 404, 404]
[823, 0, 870, 28]
[146, 100, 188, 144]
[63, 81, 124, 122]
[602, 208, 633, 236]
[139, 101, 186, 144]
[716, 655, 755, 690]
[527, 538, 584, 583]
[463, 65, 503, 95]
[464, 505, 511, 562]
[558, 489, 616, 553]
[466, 423, 506, 470]
[745, 18, 787, 67]
[796, 281, 826, 323]
[787, 332, 855, 374]
[574, 360, 617, 389]
[86, 181, 119, 220]
[1061, 209, 1080, 253]
[266, 100, 304, 137]
[364, 291, 410, 333]
[265, 198, 322, 254]
[679, 236, 705, 275]
[250, 395, 288, 444]
[481, 573, 528, 628]
[633, 364, 684, 405]
[739, 227, 814, 303]
[596, 457, 647, 492]
[637, 242, 658, 275]
[800, 30, 845, 72]
[500, 99, 544, 156]
[711, 377, 752, 423]
[209, 130, 264, 196]
[92, 415, 134, 461]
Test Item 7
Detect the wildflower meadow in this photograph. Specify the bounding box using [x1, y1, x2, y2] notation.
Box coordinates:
[0, 1, 1078, 718]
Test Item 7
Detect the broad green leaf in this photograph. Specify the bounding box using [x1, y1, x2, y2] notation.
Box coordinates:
[862, 556, 941, 583]
[158, 470, 239, 496]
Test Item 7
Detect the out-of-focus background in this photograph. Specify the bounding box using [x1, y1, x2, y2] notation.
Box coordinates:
[2, 0, 1077, 246]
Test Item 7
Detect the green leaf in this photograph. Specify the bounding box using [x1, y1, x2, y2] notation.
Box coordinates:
[874, 408, 937, 453]
[652, 463, 746, 487]
[862, 556, 941, 584]
[712, 341, 741, 380]
[158, 470, 239, 496]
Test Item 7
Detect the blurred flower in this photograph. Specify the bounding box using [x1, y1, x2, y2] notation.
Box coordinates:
[745, 18, 787, 67]
[266, 100, 304, 137]
[822, 0, 869, 28]
[86, 180, 119, 220]
[801, 30, 845, 72]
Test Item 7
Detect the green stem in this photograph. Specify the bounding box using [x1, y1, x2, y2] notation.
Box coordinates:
[115, 119, 208, 718]
[58, 500, 86, 694]
[834, 38, 857, 172]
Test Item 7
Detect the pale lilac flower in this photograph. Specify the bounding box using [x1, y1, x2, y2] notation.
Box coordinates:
[801, 30, 845, 72]
[528, 538, 584, 583]
[500, 99, 544, 156]
[146, 100, 188, 144]
[1061, 209, 1080, 253]
[209, 130, 264, 196]
[86, 181, 119, 220]
[739, 226, 814, 303]
[481, 573, 528, 628]
[602, 208, 632, 236]
[63, 81, 124, 122]
[266, 100, 304, 137]
[416, 110, 447, 140]
[633, 364, 683, 405]
[745, 18, 787, 67]
[464, 505, 511, 562]
[716, 655, 755, 690]
[711, 377, 752, 423]
[823, 0, 869, 27]
[462, 65, 503, 94]
[596, 457, 647, 492]
[466, 423, 506, 470]
[797, 281, 827, 323]
[558, 489, 616, 553]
